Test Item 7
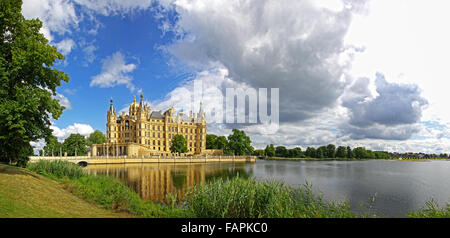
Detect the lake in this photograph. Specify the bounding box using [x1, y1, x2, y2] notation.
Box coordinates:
[84, 159, 450, 217]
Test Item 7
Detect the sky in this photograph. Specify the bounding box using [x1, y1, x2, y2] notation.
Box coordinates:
[23, 0, 450, 154]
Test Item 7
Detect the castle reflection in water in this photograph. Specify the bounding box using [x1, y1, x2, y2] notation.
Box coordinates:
[84, 162, 254, 203]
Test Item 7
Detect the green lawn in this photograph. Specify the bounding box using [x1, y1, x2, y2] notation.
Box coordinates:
[0, 164, 134, 218]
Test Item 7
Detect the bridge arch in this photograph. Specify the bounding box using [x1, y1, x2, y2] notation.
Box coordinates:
[77, 161, 88, 167]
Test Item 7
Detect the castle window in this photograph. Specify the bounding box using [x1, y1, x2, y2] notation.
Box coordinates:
[125, 121, 129, 130]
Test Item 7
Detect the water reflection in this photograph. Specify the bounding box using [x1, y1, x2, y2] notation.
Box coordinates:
[85, 162, 253, 203]
[85, 160, 450, 217]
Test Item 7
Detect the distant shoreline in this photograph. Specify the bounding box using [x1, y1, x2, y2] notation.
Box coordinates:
[259, 157, 450, 162]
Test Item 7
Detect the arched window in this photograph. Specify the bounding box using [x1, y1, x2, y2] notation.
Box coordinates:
[125, 120, 130, 130]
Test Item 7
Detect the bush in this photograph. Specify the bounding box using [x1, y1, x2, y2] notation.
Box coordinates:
[27, 160, 85, 179]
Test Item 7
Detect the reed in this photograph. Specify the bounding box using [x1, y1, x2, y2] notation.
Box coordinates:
[182, 176, 357, 218]
[27, 160, 85, 179]
[408, 199, 450, 218]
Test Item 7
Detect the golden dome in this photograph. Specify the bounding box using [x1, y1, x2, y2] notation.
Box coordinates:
[130, 95, 139, 109]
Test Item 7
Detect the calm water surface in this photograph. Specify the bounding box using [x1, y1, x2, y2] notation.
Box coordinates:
[85, 159, 450, 217]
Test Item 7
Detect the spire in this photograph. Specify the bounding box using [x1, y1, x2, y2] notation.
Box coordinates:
[133, 95, 136, 103]
[140, 92, 143, 106]
[109, 97, 114, 111]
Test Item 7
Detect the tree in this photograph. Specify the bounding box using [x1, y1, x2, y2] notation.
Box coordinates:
[317, 146, 327, 158]
[216, 136, 228, 151]
[288, 147, 303, 158]
[170, 134, 188, 155]
[326, 144, 336, 158]
[336, 146, 347, 158]
[253, 149, 265, 157]
[0, 0, 69, 166]
[265, 144, 276, 157]
[206, 134, 217, 149]
[63, 134, 87, 156]
[275, 146, 288, 157]
[86, 130, 106, 146]
[305, 147, 316, 158]
[352, 147, 367, 159]
[227, 129, 253, 155]
[43, 135, 62, 156]
[346, 146, 353, 158]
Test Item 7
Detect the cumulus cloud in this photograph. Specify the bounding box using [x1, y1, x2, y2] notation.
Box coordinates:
[53, 38, 76, 55]
[341, 73, 428, 140]
[90, 52, 138, 91]
[51, 123, 95, 142]
[161, 0, 370, 123]
[22, 0, 79, 42]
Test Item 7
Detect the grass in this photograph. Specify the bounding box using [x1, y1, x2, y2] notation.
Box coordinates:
[26, 160, 188, 218]
[178, 176, 358, 218]
[408, 199, 450, 218]
[0, 164, 132, 218]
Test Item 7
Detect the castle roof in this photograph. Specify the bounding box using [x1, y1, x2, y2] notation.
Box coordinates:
[150, 111, 164, 119]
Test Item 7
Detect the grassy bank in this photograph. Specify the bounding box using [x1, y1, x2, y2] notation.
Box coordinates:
[26, 160, 188, 218]
[0, 164, 132, 218]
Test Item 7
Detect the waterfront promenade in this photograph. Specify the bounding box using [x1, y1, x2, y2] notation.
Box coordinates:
[29, 155, 256, 166]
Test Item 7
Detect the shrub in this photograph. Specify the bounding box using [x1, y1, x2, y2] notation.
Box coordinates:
[27, 160, 85, 179]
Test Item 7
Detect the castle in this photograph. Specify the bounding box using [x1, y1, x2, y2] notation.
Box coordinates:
[91, 94, 207, 157]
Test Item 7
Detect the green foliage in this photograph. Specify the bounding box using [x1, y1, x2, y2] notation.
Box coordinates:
[265, 144, 276, 157]
[184, 177, 356, 218]
[336, 146, 347, 158]
[170, 134, 188, 154]
[305, 147, 316, 158]
[408, 199, 450, 218]
[206, 134, 217, 149]
[316, 146, 326, 158]
[227, 129, 253, 155]
[288, 147, 303, 158]
[43, 135, 62, 156]
[0, 0, 69, 166]
[86, 130, 106, 146]
[326, 144, 336, 158]
[253, 149, 265, 157]
[275, 146, 288, 157]
[63, 134, 87, 156]
[27, 160, 84, 180]
[346, 146, 353, 158]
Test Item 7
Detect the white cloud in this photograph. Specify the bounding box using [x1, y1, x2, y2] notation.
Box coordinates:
[54, 93, 72, 110]
[90, 52, 138, 91]
[51, 123, 94, 142]
[22, 0, 79, 42]
[82, 43, 97, 66]
[53, 38, 76, 55]
[73, 0, 154, 16]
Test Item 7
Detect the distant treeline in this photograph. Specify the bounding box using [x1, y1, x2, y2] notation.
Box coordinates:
[254, 144, 391, 159]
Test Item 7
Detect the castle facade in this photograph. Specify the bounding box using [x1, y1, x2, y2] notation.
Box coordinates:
[91, 94, 207, 157]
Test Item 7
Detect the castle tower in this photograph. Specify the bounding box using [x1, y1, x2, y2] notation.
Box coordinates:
[107, 97, 117, 143]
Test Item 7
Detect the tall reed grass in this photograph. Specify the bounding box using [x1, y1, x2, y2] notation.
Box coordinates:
[27, 160, 85, 179]
[182, 176, 357, 218]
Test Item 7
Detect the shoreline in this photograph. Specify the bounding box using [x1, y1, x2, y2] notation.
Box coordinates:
[260, 157, 450, 162]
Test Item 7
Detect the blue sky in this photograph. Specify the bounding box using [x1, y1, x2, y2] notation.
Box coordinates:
[23, 0, 450, 154]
